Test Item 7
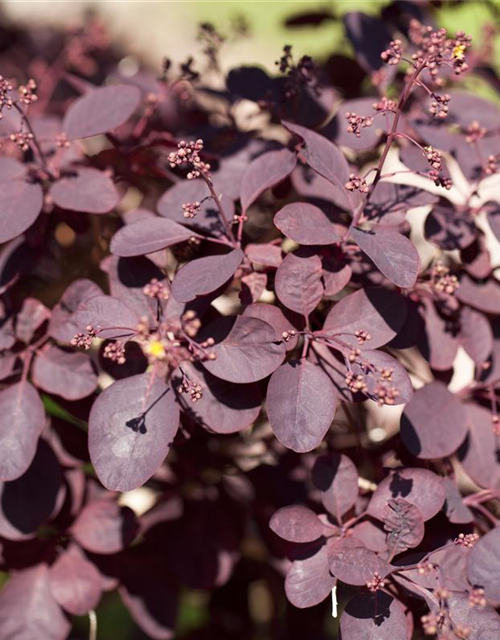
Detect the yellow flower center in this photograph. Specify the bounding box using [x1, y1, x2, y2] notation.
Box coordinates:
[145, 340, 166, 360]
[453, 44, 466, 60]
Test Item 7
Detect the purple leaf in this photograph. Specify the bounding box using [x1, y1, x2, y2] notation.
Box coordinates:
[329, 546, 392, 586]
[383, 498, 425, 557]
[350, 226, 420, 289]
[425, 203, 476, 251]
[0, 382, 45, 481]
[171, 248, 243, 303]
[467, 527, 500, 602]
[324, 287, 407, 349]
[368, 468, 445, 522]
[322, 261, 352, 296]
[274, 202, 343, 245]
[0, 439, 62, 540]
[267, 359, 337, 453]
[485, 201, 500, 242]
[401, 381, 468, 459]
[327, 97, 384, 152]
[110, 217, 198, 257]
[72, 499, 139, 553]
[63, 84, 141, 140]
[343, 11, 392, 72]
[242, 302, 298, 351]
[0, 564, 70, 640]
[269, 505, 323, 543]
[459, 306, 493, 369]
[240, 148, 297, 213]
[440, 593, 500, 640]
[50, 168, 120, 214]
[0, 179, 43, 243]
[340, 592, 409, 640]
[32, 346, 98, 401]
[172, 362, 260, 434]
[202, 316, 285, 383]
[311, 453, 358, 522]
[245, 243, 283, 268]
[76, 294, 139, 340]
[456, 274, 500, 314]
[88, 373, 179, 491]
[15, 298, 50, 344]
[283, 121, 350, 188]
[275, 251, 324, 317]
[49, 279, 103, 343]
[285, 543, 336, 608]
[418, 299, 458, 371]
[443, 478, 473, 524]
[365, 181, 438, 222]
[353, 349, 414, 405]
[48, 544, 102, 615]
[458, 403, 500, 492]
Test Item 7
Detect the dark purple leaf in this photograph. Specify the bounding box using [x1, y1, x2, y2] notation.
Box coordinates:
[0, 382, 45, 481]
[274, 202, 343, 245]
[76, 294, 139, 340]
[443, 478, 473, 524]
[340, 592, 409, 640]
[269, 505, 323, 543]
[171, 248, 243, 303]
[353, 349, 414, 405]
[267, 359, 337, 453]
[425, 203, 476, 251]
[110, 217, 198, 257]
[311, 453, 358, 522]
[323, 288, 407, 349]
[240, 148, 297, 213]
[0, 564, 70, 640]
[460, 306, 493, 369]
[202, 316, 285, 383]
[329, 546, 392, 586]
[32, 346, 98, 400]
[322, 261, 351, 296]
[343, 11, 392, 72]
[88, 373, 179, 491]
[285, 543, 336, 608]
[485, 201, 500, 242]
[383, 498, 425, 557]
[72, 499, 139, 553]
[242, 302, 298, 351]
[456, 274, 500, 314]
[50, 168, 120, 214]
[368, 468, 445, 522]
[245, 243, 283, 268]
[172, 362, 261, 434]
[458, 403, 500, 492]
[0, 179, 43, 243]
[364, 181, 438, 222]
[49, 279, 103, 343]
[401, 381, 468, 459]
[275, 251, 324, 317]
[48, 544, 102, 615]
[283, 121, 350, 188]
[350, 226, 420, 289]
[239, 271, 267, 305]
[63, 84, 141, 140]
[442, 593, 500, 640]
[0, 439, 62, 540]
[418, 299, 458, 371]
[0, 236, 41, 296]
[467, 527, 500, 602]
[327, 98, 384, 152]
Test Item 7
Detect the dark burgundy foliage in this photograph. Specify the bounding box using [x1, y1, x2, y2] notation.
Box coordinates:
[0, 5, 499, 640]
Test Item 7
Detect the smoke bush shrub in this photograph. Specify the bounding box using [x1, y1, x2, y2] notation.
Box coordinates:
[0, 4, 500, 639]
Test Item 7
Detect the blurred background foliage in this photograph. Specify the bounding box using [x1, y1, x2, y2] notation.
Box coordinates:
[1, 1, 499, 638]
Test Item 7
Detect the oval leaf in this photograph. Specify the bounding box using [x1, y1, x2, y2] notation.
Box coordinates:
[111, 217, 198, 257]
[467, 527, 500, 602]
[50, 168, 119, 214]
[267, 359, 337, 453]
[270, 505, 323, 543]
[76, 294, 139, 340]
[88, 373, 180, 491]
[49, 545, 102, 616]
[72, 499, 139, 553]
[311, 453, 358, 522]
[32, 346, 97, 400]
[0, 180, 43, 243]
[285, 543, 336, 609]
[340, 592, 409, 640]
[329, 546, 392, 586]
[275, 251, 324, 317]
[383, 498, 425, 558]
[240, 148, 297, 213]
[274, 202, 342, 245]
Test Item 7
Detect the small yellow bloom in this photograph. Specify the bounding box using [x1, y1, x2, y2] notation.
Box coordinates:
[453, 44, 466, 60]
[145, 340, 166, 360]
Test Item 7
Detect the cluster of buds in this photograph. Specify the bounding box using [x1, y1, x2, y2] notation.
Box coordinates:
[465, 120, 486, 144]
[366, 572, 386, 592]
[469, 588, 486, 609]
[372, 96, 397, 112]
[381, 39, 403, 65]
[56, 133, 70, 149]
[409, 22, 472, 81]
[182, 201, 201, 218]
[275, 45, 322, 99]
[345, 173, 369, 193]
[432, 262, 459, 295]
[373, 383, 400, 406]
[281, 329, 296, 343]
[485, 154, 499, 175]
[417, 562, 436, 576]
[355, 329, 371, 345]
[143, 278, 169, 301]
[454, 532, 479, 548]
[17, 79, 37, 106]
[103, 341, 126, 365]
[181, 310, 202, 338]
[421, 612, 443, 636]
[0, 76, 14, 119]
[429, 93, 450, 118]
[168, 139, 210, 180]
[424, 146, 452, 189]
[346, 372, 368, 394]
[345, 112, 373, 138]
[177, 377, 203, 403]
[348, 348, 360, 363]
[71, 325, 97, 350]
[9, 131, 34, 152]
